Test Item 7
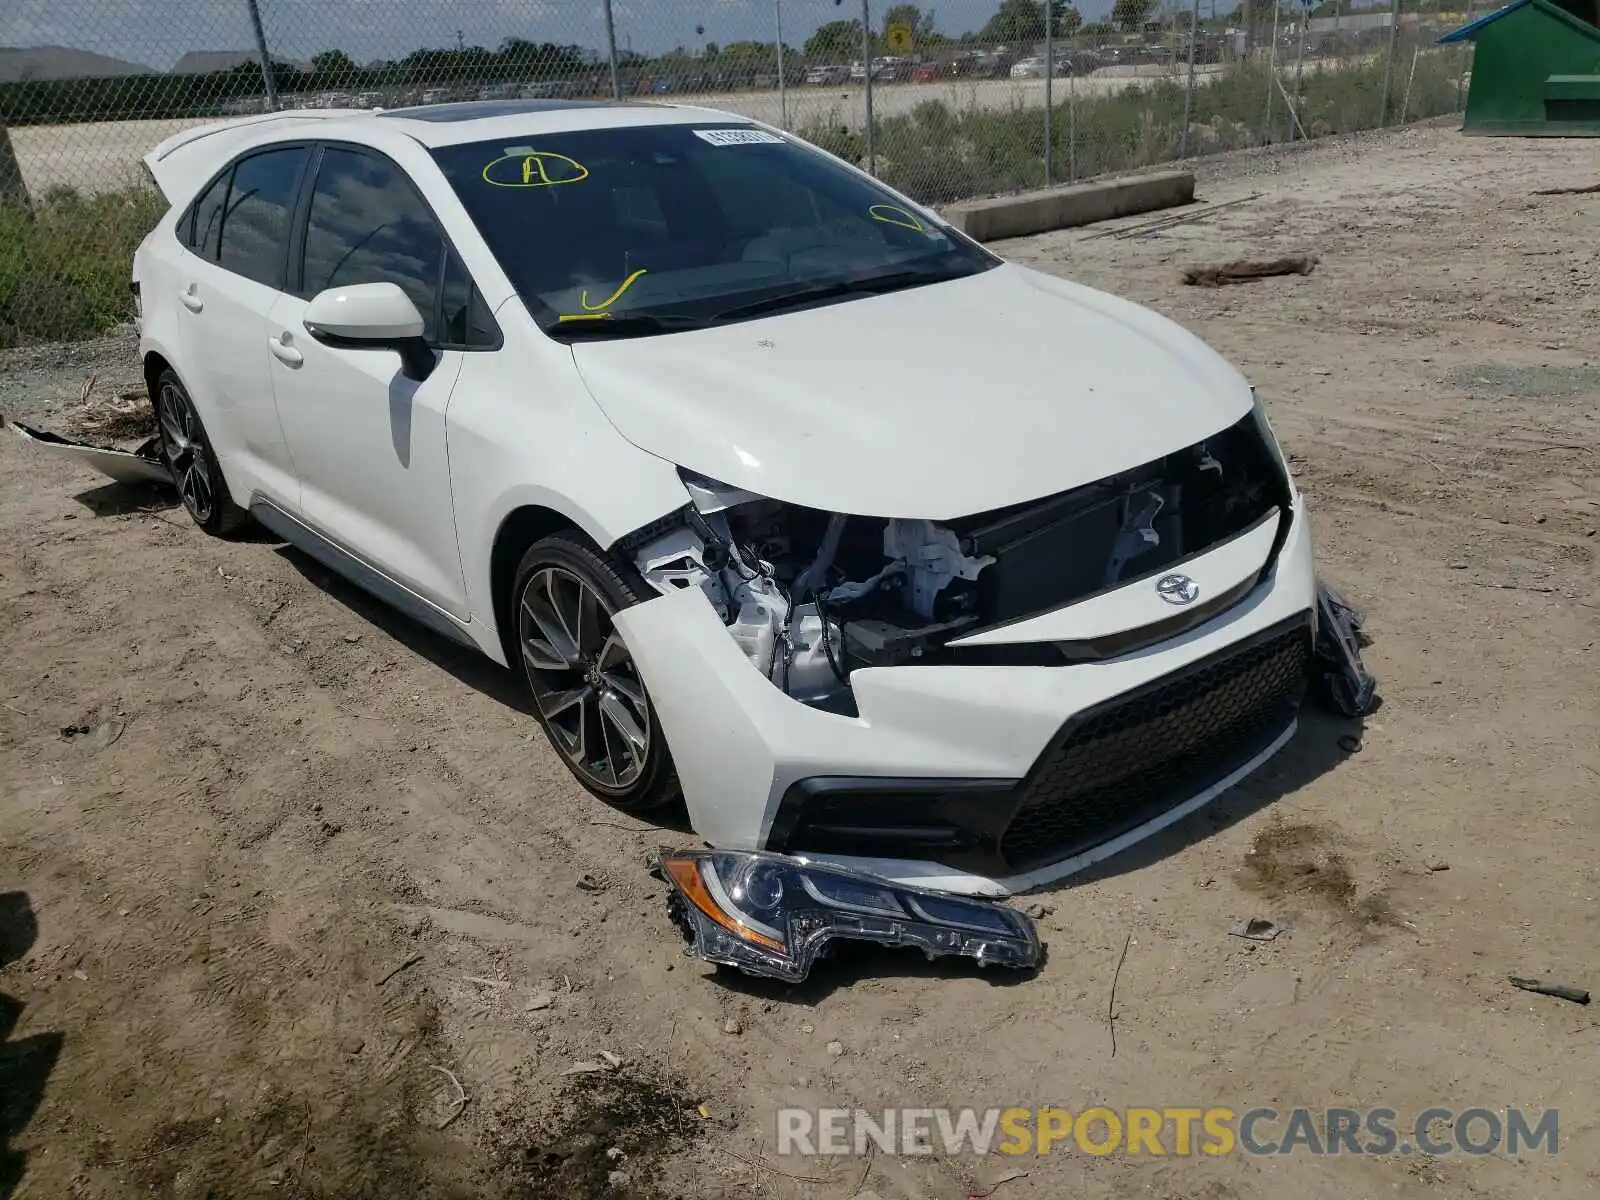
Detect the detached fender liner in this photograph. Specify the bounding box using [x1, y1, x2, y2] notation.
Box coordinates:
[770, 612, 1313, 876]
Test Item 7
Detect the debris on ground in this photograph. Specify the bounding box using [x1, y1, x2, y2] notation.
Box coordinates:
[374, 953, 423, 988]
[60, 719, 124, 750]
[1311, 580, 1380, 718]
[966, 1167, 1031, 1198]
[1181, 254, 1319, 286]
[559, 1060, 616, 1076]
[651, 847, 1041, 984]
[502, 1069, 704, 1199]
[1087, 192, 1263, 241]
[1230, 917, 1283, 942]
[1508, 976, 1590, 1005]
[11, 421, 171, 486]
[1532, 182, 1600, 196]
[427, 1064, 468, 1130]
[70, 391, 158, 442]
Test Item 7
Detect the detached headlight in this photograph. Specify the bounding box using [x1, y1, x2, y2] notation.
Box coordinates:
[652, 847, 1042, 983]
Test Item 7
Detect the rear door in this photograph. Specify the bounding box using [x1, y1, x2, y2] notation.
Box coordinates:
[265, 143, 497, 618]
[170, 144, 311, 510]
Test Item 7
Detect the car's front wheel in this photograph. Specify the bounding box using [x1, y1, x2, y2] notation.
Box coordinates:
[512, 533, 680, 813]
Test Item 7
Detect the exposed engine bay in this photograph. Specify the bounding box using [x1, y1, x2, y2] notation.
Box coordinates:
[628, 411, 1291, 714]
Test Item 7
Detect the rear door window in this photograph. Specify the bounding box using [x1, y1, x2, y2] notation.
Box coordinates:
[217, 146, 310, 289]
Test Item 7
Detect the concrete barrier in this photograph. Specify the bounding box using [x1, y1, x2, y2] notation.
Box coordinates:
[941, 169, 1196, 241]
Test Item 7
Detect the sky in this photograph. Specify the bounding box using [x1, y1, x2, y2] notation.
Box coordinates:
[1, 0, 1125, 71]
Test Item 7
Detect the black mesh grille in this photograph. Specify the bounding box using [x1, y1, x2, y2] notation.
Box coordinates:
[1000, 621, 1311, 870]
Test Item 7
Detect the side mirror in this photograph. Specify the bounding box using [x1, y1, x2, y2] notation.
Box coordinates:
[303, 282, 435, 381]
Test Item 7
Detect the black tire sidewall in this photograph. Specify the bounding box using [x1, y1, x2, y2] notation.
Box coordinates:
[512, 532, 678, 812]
[155, 369, 243, 536]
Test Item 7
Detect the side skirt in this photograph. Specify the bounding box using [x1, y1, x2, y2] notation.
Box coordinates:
[249, 497, 478, 651]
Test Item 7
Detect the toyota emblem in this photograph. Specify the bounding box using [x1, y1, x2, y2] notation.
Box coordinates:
[1156, 573, 1200, 606]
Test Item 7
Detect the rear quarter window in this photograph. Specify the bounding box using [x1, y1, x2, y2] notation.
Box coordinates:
[217, 146, 310, 289]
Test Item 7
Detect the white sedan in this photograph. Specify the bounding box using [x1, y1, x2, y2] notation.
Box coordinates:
[133, 99, 1318, 895]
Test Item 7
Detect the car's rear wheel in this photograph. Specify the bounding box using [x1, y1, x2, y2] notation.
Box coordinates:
[512, 533, 679, 813]
[153, 369, 246, 535]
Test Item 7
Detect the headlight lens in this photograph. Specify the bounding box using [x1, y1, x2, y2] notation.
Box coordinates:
[654, 847, 1042, 983]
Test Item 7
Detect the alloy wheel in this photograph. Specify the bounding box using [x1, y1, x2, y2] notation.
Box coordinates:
[156, 381, 215, 524]
[517, 565, 651, 791]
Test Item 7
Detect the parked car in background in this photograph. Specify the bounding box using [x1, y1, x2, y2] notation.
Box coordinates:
[948, 50, 1010, 78]
[1009, 54, 1082, 79]
[805, 64, 850, 85]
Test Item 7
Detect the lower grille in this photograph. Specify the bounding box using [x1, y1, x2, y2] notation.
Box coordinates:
[1000, 619, 1311, 871]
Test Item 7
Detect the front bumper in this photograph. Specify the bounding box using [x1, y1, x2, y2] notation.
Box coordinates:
[613, 501, 1318, 897]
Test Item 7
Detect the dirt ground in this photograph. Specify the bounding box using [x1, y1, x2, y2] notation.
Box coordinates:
[2, 120, 1598, 1200]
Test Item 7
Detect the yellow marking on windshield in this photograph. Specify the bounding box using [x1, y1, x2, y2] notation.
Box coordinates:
[556, 268, 649, 323]
[869, 203, 927, 232]
[481, 150, 590, 188]
[579, 268, 647, 312]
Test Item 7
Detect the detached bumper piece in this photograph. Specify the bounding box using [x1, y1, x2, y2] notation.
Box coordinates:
[652, 848, 1041, 984]
[1311, 580, 1378, 718]
[10, 421, 170, 486]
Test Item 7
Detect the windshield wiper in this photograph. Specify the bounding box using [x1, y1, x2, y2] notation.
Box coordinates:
[712, 265, 966, 323]
[543, 313, 708, 340]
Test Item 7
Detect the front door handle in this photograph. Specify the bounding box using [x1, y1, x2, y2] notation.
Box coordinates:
[179, 284, 203, 313]
[269, 334, 303, 367]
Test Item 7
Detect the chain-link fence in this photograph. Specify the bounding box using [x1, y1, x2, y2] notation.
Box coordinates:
[2, 0, 1474, 346]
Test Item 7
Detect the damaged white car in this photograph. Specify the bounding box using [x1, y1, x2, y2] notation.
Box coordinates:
[130, 99, 1322, 896]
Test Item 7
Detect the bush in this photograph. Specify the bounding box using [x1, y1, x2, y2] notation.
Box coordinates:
[0, 186, 164, 346]
[826, 48, 1466, 206]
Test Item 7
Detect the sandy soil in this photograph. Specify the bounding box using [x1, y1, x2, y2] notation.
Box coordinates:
[2, 122, 1598, 1200]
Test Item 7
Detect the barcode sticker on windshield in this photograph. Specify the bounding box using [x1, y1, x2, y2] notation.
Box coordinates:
[693, 128, 786, 147]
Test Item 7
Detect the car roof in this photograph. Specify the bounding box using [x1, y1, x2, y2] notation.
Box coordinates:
[372, 99, 741, 146]
[142, 100, 764, 204]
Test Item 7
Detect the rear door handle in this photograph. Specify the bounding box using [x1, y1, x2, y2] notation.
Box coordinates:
[269, 334, 303, 367]
[179, 284, 203, 313]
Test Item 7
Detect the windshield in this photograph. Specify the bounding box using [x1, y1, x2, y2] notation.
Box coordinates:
[429, 122, 998, 339]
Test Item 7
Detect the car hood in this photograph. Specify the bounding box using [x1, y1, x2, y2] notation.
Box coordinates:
[569, 263, 1255, 519]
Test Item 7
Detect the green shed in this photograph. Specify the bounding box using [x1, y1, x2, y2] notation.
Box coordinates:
[1439, 0, 1600, 134]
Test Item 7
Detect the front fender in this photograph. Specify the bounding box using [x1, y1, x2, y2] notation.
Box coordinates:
[446, 319, 690, 665]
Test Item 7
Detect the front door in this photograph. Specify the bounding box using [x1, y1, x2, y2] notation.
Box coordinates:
[266, 144, 472, 618]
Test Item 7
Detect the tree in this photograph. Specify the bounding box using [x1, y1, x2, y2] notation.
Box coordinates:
[882, 3, 938, 39]
[309, 49, 356, 77]
[1112, 0, 1157, 31]
[805, 19, 863, 60]
[978, 0, 1079, 43]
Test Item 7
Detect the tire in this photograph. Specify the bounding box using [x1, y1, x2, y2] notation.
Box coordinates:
[512, 532, 680, 813]
[152, 368, 248, 535]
